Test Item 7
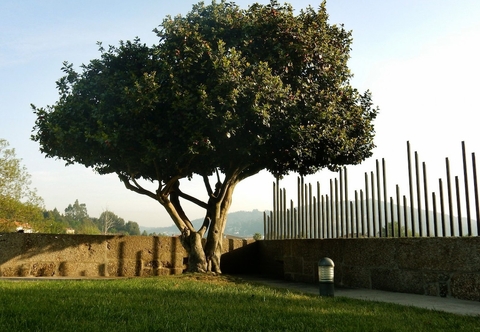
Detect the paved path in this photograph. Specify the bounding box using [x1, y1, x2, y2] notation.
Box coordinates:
[237, 276, 480, 317]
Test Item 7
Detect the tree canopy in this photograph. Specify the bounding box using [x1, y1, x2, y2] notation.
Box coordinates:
[31, 1, 377, 272]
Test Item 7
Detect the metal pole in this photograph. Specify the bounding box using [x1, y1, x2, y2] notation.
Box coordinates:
[462, 142, 472, 236]
[355, 190, 360, 238]
[313, 196, 317, 239]
[415, 152, 422, 237]
[472, 153, 480, 236]
[365, 173, 370, 237]
[339, 168, 344, 238]
[321, 195, 326, 239]
[326, 193, 331, 239]
[432, 192, 438, 237]
[371, 171, 376, 237]
[455, 176, 463, 237]
[273, 180, 277, 235]
[335, 178, 340, 238]
[290, 200, 294, 239]
[439, 179, 446, 237]
[403, 195, 409, 237]
[423, 162, 430, 237]
[309, 183, 313, 239]
[345, 167, 350, 238]
[317, 182, 321, 238]
[396, 185, 401, 237]
[376, 160, 382, 237]
[360, 190, 365, 237]
[446, 158, 454, 236]
[390, 197, 395, 237]
[383, 159, 388, 237]
[407, 141, 415, 237]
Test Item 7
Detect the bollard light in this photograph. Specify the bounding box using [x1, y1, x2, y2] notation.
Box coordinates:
[318, 257, 335, 297]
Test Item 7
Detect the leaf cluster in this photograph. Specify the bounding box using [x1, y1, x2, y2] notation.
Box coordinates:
[32, 0, 377, 190]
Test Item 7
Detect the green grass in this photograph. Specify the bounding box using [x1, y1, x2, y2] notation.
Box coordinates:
[0, 275, 478, 332]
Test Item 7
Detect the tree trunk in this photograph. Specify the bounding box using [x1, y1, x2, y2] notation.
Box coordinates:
[180, 228, 207, 273]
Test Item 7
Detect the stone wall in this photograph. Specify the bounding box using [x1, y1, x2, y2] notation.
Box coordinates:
[2, 233, 479, 302]
[0, 233, 255, 277]
[258, 237, 480, 302]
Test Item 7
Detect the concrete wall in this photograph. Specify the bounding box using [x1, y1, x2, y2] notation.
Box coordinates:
[258, 237, 480, 301]
[0, 233, 255, 277]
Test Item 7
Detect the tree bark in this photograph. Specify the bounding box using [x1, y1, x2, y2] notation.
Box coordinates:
[179, 216, 210, 273]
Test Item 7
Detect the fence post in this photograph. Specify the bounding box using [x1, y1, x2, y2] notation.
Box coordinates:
[462, 142, 472, 236]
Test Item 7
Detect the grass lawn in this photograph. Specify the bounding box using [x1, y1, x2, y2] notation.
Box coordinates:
[0, 275, 478, 331]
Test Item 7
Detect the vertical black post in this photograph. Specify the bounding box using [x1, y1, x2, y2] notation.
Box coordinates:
[283, 188, 287, 239]
[293, 208, 297, 239]
[301, 176, 305, 238]
[432, 192, 438, 237]
[278, 187, 282, 239]
[371, 171, 376, 237]
[326, 192, 331, 239]
[396, 185, 401, 237]
[455, 176, 463, 237]
[339, 168, 344, 238]
[297, 177, 301, 238]
[446, 158, 454, 236]
[304, 182, 308, 238]
[423, 162, 430, 237]
[472, 153, 480, 236]
[462, 142, 472, 236]
[317, 182, 321, 238]
[415, 152, 422, 237]
[407, 141, 416, 237]
[335, 178, 340, 238]
[365, 173, 370, 237]
[321, 195, 326, 239]
[403, 195, 409, 237]
[439, 179, 446, 237]
[383, 159, 388, 237]
[313, 196, 317, 239]
[350, 201, 355, 239]
[263, 211, 267, 240]
[309, 183, 313, 239]
[389, 197, 394, 237]
[360, 189, 366, 237]
[290, 200, 294, 239]
[355, 190, 360, 238]
[273, 180, 277, 236]
[345, 167, 350, 238]
[376, 160, 382, 237]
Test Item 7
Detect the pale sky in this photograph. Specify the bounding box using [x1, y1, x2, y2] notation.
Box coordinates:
[1, 0, 479, 227]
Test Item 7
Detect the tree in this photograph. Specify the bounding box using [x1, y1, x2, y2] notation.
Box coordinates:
[124, 221, 141, 235]
[380, 221, 416, 238]
[64, 199, 89, 229]
[253, 233, 263, 241]
[0, 138, 44, 227]
[31, 1, 377, 272]
[97, 209, 118, 234]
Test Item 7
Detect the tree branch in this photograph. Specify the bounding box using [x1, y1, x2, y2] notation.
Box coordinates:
[177, 189, 209, 209]
[203, 175, 213, 197]
[119, 174, 157, 200]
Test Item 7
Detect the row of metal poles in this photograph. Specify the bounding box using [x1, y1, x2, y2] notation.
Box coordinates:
[264, 141, 480, 240]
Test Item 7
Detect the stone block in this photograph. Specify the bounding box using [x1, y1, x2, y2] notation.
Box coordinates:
[451, 273, 480, 301]
[371, 269, 424, 294]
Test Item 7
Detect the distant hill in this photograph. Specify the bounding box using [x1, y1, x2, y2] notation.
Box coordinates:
[140, 209, 265, 238]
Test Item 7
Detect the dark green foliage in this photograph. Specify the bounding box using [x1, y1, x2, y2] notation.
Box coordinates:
[32, 0, 377, 183]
